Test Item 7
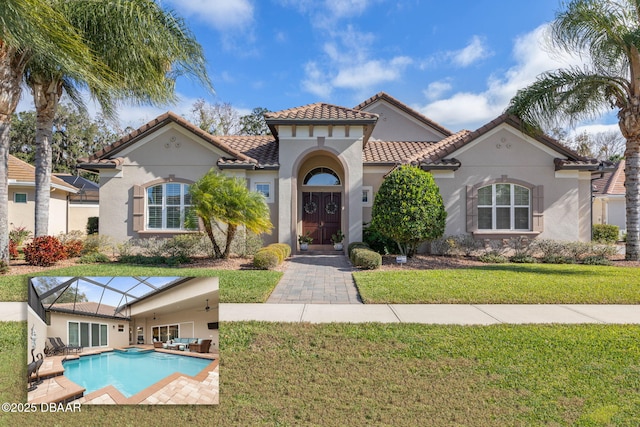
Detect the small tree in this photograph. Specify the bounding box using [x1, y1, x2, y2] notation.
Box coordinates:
[371, 166, 446, 256]
[189, 170, 273, 259]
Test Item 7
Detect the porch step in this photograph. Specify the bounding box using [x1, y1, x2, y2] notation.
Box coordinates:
[297, 250, 345, 255]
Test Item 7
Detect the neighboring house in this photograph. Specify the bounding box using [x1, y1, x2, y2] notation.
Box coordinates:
[27, 276, 219, 360]
[54, 173, 100, 233]
[8, 154, 78, 235]
[79, 92, 608, 250]
[592, 160, 626, 234]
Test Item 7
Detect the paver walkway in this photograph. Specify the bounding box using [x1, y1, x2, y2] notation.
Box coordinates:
[267, 254, 361, 304]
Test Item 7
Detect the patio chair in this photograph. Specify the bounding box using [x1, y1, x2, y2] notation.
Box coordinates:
[46, 337, 66, 355]
[55, 337, 82, 354]
[189, 339, 212, 353]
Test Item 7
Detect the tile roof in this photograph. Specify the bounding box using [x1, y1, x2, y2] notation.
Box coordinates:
[215, 135, 278, 168]
[264, 102, 378, 122]
[354, 92, 453, 136]
[363, 140, 437, 164]
[49, 301, 127, 318]
[9, 155, 76, 192]
[593, 160, 625, 195]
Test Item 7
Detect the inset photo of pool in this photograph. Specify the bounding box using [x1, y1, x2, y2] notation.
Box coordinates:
[26, 276, 219, 404]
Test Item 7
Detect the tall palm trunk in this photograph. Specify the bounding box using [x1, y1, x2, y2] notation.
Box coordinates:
[624, 146, 640, 260]
[0, 43, 29, 263]
[31, 77, 62, 237]
[619, 102, 640, 261]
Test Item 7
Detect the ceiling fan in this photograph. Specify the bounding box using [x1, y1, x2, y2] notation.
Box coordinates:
[197, 299, 210, 312]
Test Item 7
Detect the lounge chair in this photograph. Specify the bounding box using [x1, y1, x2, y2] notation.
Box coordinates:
[54, 337, 83, 354]
[189, 339, 212, 353]
[46, 337, 66, 355]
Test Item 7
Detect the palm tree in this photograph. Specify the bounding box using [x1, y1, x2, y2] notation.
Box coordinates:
[189, 170, 273, 259]
[26, 0, 212, 236]
[0, 0, 102, 263]
[507, 0, 640, 260]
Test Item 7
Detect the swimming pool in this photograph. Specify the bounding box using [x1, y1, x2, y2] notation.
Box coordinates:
[63, 349, 212, 397]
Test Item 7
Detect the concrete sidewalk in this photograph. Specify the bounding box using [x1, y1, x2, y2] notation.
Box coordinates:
[4, 301, 639, 324]
[220, 303, 640, 324]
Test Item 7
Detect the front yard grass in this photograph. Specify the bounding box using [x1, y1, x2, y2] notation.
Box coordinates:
[2, 322, 639, 426]
[354, 264, 640, 304]
[0, 264, 282, 303]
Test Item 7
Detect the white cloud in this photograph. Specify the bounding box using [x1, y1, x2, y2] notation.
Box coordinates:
[418, 24, 583, 130]
[423, 80, 452, 101]
[325, 0, 372, 18]
[165, 0, 254, 31]
[451, 36, 493, 67]
[302, 62, 334, 98]
[333, 57, 412, 90]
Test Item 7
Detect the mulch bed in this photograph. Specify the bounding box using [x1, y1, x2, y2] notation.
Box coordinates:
[7, 252, 639, 277]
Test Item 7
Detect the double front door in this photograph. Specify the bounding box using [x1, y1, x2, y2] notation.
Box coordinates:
[302, 192, 341, 245]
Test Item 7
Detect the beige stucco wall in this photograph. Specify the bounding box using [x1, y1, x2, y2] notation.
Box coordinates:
[48, 312, 130, 349]
[361, 101, 447, 142]
[27, 306, 48, 361]
[98, 124, 233, 243]
[277, 125, 365, 249]
[9, 187, 70, 235]
[247, 170, 279, 245]
[67, 204, 99, 234]
[434, 126, 593, 241]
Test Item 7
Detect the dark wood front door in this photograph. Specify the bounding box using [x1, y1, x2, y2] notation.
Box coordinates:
[302, 192, 341, 245]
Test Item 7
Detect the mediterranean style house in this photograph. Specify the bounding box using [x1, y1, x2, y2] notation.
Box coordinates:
[79, 92, 608, 251]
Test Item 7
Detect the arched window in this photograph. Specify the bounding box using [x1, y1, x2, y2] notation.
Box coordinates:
[477, 183, 530, 230]
[146, 183, 194, 230]
[303, 167, 341, 186]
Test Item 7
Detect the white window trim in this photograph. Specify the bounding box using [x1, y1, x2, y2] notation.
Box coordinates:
[13, 192, 27, 203]
[362, 186, 373, 208]
[253, 181, 274, 203]
[146, 183, 193, 230]
[477, 183, 530, 231]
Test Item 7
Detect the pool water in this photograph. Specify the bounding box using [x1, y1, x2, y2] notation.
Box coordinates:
[63, 350, 212, 397]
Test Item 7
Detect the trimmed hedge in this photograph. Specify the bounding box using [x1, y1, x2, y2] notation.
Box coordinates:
[592, 224, 619, 243]
[253, 243, 291, 270]
[352, 248, 382, 269]
[348, 242, 370, 259]
[253, 249, 280, 270]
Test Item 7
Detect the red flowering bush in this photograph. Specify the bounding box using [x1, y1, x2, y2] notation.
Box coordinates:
[63, 239, 84, 258]
[23, 236, 67, 266]
[9, 240, 19, 260]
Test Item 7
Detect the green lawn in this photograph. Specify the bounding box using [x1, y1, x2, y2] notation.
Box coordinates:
[0, 264, 282, 303]
[2, 322, 639, 426]
[354, 264, 640, 304]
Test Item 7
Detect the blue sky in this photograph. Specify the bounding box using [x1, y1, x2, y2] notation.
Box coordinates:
[17, 0, 620, 135]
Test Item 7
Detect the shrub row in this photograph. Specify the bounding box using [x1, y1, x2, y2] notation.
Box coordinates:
[431, 235, 619, 265]
[348, 242, 382, 269]
[253, 243, 292, 270]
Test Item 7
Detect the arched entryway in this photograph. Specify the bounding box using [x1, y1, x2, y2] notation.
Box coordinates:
[298, 155, 344, 247]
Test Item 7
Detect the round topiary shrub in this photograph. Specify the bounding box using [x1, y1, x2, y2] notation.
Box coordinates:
[270, 243, 292, 258]
[353, 248, 382, 269]
[253, 249, 280, 270]
[23, 236, 67, 266]
[348, 242, 369, 259]
[265, 244, 285, 263]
